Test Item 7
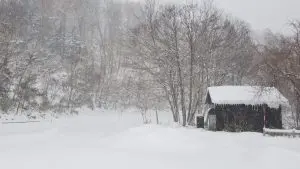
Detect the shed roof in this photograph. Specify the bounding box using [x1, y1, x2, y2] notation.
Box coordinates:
[205, 86, 288, 108]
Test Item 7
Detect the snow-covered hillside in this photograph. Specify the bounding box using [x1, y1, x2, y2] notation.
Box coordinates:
[1, 109, 300, 169]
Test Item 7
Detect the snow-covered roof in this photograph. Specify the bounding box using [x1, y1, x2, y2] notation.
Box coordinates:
[206, 86, 289, 108]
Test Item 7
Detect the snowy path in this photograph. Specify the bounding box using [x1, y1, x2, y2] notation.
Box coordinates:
[1, 110, 300, 169]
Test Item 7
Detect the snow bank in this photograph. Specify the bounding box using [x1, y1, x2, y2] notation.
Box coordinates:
[0, 107, 173, 125]
[0, 112, 51, 123]
[207, 86, 289, 108]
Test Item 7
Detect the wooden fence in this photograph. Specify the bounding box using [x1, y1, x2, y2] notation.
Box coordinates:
[263, 128, 300, 137]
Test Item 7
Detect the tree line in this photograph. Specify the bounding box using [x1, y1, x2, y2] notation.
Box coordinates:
[0, 0, 299, 127]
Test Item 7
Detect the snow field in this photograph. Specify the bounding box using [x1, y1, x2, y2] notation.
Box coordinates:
[0, 108, 300, 169]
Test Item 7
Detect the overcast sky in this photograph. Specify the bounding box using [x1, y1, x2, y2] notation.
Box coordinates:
[129, 0, 300, 34]
[214, 0, 300, 33]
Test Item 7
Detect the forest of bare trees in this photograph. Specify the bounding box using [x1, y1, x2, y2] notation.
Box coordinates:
[0, 0, 299, 127]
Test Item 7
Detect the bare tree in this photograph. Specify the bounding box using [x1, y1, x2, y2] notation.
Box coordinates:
[127, 0, 255, 126]
[254, 21, 300, 127]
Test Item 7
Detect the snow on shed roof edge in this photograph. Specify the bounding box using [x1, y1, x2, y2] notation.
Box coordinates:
[206, 86, 289, 108]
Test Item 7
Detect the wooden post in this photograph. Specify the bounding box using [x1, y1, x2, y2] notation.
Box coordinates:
[155, 108, 159, 125]
[263, 105, 266, 129]
[292, 129, 296, 138]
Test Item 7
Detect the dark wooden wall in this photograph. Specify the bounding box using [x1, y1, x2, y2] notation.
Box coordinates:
[209, 104, 282, 132]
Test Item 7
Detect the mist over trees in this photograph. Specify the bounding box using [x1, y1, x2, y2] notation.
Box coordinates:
[0, 0, 299, 127]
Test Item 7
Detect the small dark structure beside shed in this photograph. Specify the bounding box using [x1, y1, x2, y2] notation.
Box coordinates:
[196, 116, 204, 128]
[203, 86, 288, 132]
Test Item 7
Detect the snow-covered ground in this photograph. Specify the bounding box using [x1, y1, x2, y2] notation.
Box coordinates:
[1, 109, 300, 169]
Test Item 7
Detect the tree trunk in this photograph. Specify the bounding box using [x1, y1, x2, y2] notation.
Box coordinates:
[168, 71, 179, 122]
[174, 27, 186, 126]
[296, 94, 300, 127]
[177, 57, 186, 126]
[155, 108, 159, 124]
[187, 42, 194, 123]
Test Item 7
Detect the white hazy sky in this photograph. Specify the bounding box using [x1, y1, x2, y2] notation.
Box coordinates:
[129, 0, 300, 34]
[214, 0, 300, 33]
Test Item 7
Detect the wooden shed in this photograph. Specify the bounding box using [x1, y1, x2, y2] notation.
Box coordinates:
[203, 86, 288, 132]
